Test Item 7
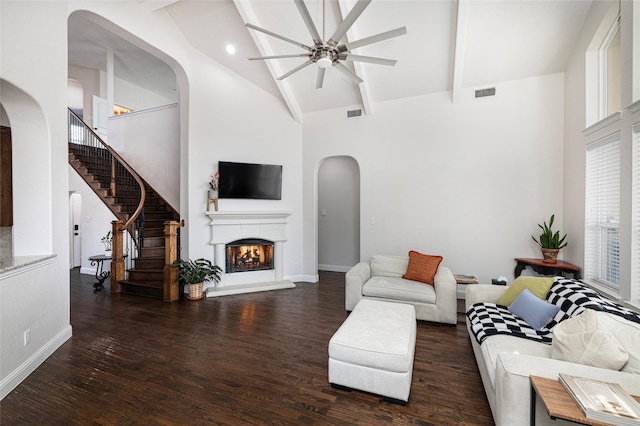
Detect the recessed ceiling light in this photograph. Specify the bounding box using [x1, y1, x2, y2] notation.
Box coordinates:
[226, 44, 236, 55]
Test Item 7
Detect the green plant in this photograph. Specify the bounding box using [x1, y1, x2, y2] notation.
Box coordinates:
[172, 258, 222, 285]
[531, 214, 567, 249]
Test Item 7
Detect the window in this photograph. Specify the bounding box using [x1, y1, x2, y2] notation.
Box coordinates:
[585, 5, 622, 126]
[585, 133, 620, 290]
[603, 15, 621, 118]
[633, 123, 640, 299]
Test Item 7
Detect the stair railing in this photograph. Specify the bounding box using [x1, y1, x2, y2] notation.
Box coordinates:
[68, 108, 146, 290]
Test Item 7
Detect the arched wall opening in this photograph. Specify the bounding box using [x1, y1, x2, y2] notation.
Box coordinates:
[317, 156, 360, 273]
[0, 79, 52, 255]
[66, 10, 190, 256]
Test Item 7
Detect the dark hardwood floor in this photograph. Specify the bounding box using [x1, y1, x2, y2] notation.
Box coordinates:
[0, 269, 493, 425]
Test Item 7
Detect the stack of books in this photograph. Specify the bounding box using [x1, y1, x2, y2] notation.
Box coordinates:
[559, 374, 640, 425]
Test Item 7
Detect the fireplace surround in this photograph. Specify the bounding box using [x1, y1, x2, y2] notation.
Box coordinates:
[205, 211, 295, 297]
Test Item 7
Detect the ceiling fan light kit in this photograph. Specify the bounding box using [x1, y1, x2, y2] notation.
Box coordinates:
[246, 0, 406, 89]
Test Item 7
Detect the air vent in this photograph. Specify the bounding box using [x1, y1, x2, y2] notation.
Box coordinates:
[346, 109, 362, 119]
[475, 87, 496, 98]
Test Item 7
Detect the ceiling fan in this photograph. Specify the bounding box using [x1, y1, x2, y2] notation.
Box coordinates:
[246, 0, 407, 89]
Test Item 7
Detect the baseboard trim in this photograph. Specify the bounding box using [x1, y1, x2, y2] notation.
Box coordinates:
[318, 264, 352, 273]
[206, 280, 295, 297]
[1, 325, 72, 400]
[80, 266, 95, 275]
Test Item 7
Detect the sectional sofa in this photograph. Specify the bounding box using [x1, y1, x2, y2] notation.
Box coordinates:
[466, 277, 640, 425]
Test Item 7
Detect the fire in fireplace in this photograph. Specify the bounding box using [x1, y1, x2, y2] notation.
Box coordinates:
[225, 239, 275, 273]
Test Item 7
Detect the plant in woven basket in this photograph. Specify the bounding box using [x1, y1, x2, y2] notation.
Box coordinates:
[172, 258, 222, 300]
[172, 258, 221, 284]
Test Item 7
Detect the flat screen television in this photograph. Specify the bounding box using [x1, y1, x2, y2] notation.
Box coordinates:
[218, 161, 283, 200]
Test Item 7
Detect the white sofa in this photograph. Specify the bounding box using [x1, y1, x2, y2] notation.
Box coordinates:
[345, 254, 457, 325]
[466, 283, 640, 426]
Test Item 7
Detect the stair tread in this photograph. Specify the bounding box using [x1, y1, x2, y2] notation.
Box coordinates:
[120, 280, 163, 289]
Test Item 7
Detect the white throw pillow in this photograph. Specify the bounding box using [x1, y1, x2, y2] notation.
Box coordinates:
[551, 309, 629, 371]
[370, 255, 409, 277]
[595, 311, 640, 374]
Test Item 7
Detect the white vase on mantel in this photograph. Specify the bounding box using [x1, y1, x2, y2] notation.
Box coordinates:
[208, 189, 218, 200]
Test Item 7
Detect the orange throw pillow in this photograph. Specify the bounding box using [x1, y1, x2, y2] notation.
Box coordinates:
[402, 250, 443, 285]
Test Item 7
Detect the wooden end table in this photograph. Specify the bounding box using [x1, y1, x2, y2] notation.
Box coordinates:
[530, 376, 640, 426]
[515, 258, 581, 279]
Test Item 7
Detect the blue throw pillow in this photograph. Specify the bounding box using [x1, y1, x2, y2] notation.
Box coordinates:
[509, 288, 561, 330]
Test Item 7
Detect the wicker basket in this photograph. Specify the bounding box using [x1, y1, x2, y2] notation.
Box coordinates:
[187, 282, 204, 300]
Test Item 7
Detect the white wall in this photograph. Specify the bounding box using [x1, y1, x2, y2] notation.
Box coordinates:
[68, 65, 100, 127]
[108, 104, 180, 209]
[108, 73, 176, 111]
[184, 52, 303, 283]
[562, 1, 614, 271]
[0, 0, 71, 398]
[68, 166, 118, 274]
[303, 74, 566, 284]
[318, 156, 360, 272]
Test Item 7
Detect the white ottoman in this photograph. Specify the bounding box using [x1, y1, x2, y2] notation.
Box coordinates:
[328, 299, 417, 404]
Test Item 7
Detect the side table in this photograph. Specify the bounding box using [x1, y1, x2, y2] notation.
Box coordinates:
[530, 375, 640, 426]
[88, 254, 127, 290]
[454, 274, 479, 308]
[89, 254, 111, 290]
[515, 258, 581, 279]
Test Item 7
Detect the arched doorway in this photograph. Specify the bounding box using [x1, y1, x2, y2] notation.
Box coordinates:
[317, 156, 360, 272]
[1, 104, 12, 229]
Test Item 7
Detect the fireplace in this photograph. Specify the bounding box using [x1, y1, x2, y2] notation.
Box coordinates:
[226, 239, 274, 273]
[206, 211, 295, 296]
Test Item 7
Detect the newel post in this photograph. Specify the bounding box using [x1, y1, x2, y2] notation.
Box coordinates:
[110, 219, 125, 293]
[163, 220, 184, 302]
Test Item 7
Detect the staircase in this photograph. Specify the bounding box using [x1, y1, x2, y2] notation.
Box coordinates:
[68, 109, 181, 300]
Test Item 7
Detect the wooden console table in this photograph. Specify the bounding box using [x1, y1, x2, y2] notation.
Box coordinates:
[530, 376, 640, 426]
[514, 258, 581, 279]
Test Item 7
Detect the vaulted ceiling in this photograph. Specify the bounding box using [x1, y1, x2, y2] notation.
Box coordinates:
[68, 0, 593, 120]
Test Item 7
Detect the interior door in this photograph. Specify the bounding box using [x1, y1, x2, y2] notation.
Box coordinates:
[70, 193, 82, 268]
[92, 95, 108, 141]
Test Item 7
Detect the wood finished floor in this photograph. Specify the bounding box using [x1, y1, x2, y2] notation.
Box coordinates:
[0, 270, 493, 425]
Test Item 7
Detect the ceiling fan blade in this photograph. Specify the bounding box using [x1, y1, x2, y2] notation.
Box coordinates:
[249, 53, 310, 60]
[327, 0, 372, 47]
[342, 54, 397, 66]
[316, 67, 326, 89]
[334, 62, 363, 84]
[342, 27, 407, 51]
[294, 0, 322, 46]
[277, 59, 315, 80]
[246, 23, 312, 51]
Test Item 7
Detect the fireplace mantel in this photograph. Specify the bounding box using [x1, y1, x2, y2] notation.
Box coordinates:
[206, 210, 290, 224]
[205, 211, 294, 297]
[206, 211, 290, 245]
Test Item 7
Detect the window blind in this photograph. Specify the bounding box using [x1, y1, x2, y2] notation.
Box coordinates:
[585, 132, 620, 290]
[632, 123, 640, 301]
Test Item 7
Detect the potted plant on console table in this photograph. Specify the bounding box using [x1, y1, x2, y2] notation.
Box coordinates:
[531, 214, 567, 264]
[172, 258, 222, 301]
